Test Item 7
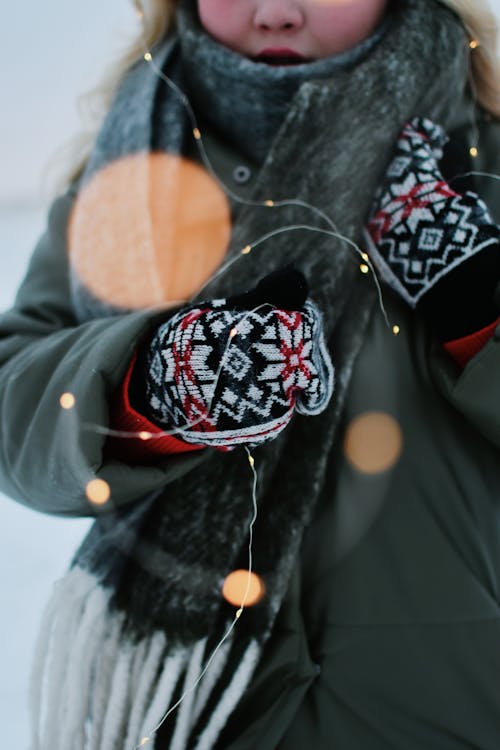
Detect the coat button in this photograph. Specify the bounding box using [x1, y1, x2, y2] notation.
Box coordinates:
[315, 663, 321, 676]
[232, 165, 252, 184]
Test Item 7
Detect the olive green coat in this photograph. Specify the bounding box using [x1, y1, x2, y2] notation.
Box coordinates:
[1, 114, 500, 748]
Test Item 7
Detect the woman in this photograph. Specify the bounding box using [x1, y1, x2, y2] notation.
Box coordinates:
[1, 0, 500, 747]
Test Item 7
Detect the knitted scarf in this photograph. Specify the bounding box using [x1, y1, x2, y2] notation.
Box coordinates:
[30, 2, 470, 748]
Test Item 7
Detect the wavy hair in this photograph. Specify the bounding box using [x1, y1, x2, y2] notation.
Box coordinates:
[53, 0, 500, 190]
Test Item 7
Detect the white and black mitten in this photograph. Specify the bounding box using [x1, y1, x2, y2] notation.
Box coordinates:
[365, 117, 500, 339]
[136, 268, 334, 449]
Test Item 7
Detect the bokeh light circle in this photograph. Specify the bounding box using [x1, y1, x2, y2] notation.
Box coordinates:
[86, 479, 111, 506]
[222, 570, 265, 607]
[343, 411, 403, 474]
[68, 152, 231, 310]
[59, 392, 76, 410]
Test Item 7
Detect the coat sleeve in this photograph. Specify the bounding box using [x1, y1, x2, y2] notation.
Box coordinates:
[429, 115, 500, 448]
[0, 189, 209, 518]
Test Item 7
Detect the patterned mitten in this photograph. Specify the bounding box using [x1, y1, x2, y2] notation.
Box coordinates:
[141, 268, 334, 449]
[365, 117, 500, 316]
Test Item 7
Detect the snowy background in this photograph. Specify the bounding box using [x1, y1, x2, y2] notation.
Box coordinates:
[1, 0, 500, 745]
[0, 3, 137, 744]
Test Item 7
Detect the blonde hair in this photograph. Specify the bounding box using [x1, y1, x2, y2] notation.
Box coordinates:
[440, 0, 500, 117]
[54, 0, 500, 192]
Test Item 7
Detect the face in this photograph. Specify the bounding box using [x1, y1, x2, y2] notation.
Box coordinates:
[197, 0, 388, 64]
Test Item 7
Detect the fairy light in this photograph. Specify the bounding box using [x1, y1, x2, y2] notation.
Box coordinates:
[134, 28, 418, 338]
[128, 18, 492, 355]
[128, 444, 260, 743]
[59, 392, 76, 410]
[43, 17, 495, 749]
[55, 25, 500, 749]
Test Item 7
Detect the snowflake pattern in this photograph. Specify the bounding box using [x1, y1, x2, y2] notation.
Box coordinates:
[365, 117, 499, 307]
[145, 300, 334, 447]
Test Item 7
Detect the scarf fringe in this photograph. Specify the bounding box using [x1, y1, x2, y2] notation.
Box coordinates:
[29, 566, 262, 750]
[192, 640, 261, 750]
[171, 638, 207, 750]
[124, 632, 165, 747]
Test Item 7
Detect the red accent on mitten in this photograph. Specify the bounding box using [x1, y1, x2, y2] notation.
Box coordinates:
[443, 317, 499, 369]
[108, 351, 205, 461]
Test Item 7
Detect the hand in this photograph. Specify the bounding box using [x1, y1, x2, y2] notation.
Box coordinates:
[365, 117, 499, 309]
[142, 268, 334, 449]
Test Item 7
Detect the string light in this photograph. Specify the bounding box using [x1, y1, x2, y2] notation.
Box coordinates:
[49, 19, 493, 748]
[138, 30, 409, 333]
[59, 392, 76, 410]
[133, 19, 492, 353]
[129, 444, 260, 743]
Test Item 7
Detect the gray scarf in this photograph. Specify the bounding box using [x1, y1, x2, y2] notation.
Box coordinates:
[34, 2, 470, 748]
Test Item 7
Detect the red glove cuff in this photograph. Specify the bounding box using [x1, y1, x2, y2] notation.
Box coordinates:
[108, 351, 205, 461]
[443, 317, 499, 369]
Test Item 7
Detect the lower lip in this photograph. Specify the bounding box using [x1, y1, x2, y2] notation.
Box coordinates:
[253, 55, 310, 66]
[267, 61, 302, 66]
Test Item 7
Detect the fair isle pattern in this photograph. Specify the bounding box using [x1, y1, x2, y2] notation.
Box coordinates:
[365, 117, 500, 308]
[29, 566, 261, 750]
[145, 299, 334, 447]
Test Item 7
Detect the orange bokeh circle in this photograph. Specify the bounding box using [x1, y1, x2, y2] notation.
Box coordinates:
[343, 411, 403, 474]
[59, 392, 76, 410]
[222, 570, 265, 608]
[68, 152, 231, 310]
[86, 479, 111, 506]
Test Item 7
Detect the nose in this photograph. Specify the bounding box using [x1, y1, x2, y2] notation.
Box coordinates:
[253, 0, 305, 31]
